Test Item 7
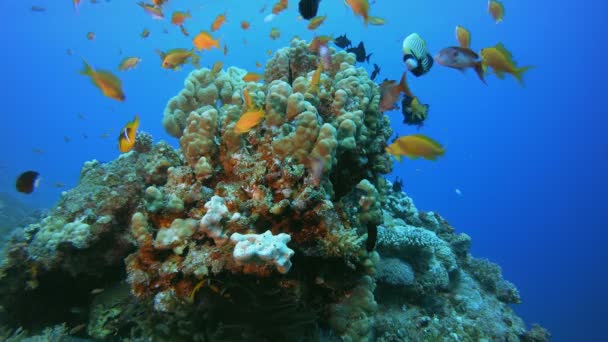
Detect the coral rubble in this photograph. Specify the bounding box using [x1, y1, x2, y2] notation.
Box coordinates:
[0, 39, 548, 341]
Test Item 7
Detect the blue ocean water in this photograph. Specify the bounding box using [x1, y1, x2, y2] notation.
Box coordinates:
[1, 0, 606, 340]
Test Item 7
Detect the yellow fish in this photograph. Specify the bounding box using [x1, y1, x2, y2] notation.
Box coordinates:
[269, 27, 281, 40]
[118, 57, 142, 71]
[243, 88, 254, 109]
[234, 110, 265, 134]
[480, 43, 533, 86]
[455, 25, 471, 49]
[192, 31, 220, 51]
[80, 58, 126, 101]
[118, 115, 140, 153]
[308, 62, 323, 93]
[307, 15, 327, 30]
[368, 16, 386, 26]
[156, 48, 200, 70]
[385, 134, 445, 161]
[488, 0, 505, 23]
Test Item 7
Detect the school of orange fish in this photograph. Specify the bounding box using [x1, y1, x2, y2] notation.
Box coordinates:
[18, 0, 530, 194]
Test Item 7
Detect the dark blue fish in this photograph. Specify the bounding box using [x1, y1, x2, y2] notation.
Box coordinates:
[371, 63, 380, 80]
[299, 0, 321, 20]
[334, 34, 351, 49]
[347, 42, 372, 63]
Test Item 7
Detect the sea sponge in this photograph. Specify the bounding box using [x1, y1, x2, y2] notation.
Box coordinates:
[154, 218, 197, 254]
[230, 230, 295, 274]
[200, 196, 231, 245]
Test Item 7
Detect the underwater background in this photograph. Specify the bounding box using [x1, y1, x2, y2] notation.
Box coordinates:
[0, 0, 606, 340]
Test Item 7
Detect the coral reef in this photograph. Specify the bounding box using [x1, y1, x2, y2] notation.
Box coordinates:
[0, 39, 548, 341]
[0, 192, 43, 248]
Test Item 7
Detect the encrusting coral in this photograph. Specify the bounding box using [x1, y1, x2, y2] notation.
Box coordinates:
[0, 39, 548, 341]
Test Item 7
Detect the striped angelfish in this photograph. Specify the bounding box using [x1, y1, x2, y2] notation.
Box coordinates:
[402, 33, 434, 77]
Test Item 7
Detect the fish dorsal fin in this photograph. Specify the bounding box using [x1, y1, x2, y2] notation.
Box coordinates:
[411, 134, 443, 149]
[399, 72, 414, 97]
[131, 115, 140, 129]
[79, 58, 94, 76]
[495, 43, 514, 61]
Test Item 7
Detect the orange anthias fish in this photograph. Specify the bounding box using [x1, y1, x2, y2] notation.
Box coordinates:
[241, 20, 251, 30]
[243, 88, 254, 108]
[223, 43, 228, 55]
[272, 0, 288, 15]
[234, 110, 265, 134]
[455, 25, 470, 49]
[118, 57, 142, 71]
[86, 32, 95, 40]
[211, 13, 227, 31]
[344, 0, 369, 25]
[152, 0, 168, 7]
[308, 62, 323, 93]
[379, 72, 408, 112]
[488, 0, 505, 23]
[242, 72, 263, 82]
[385, 134, 445, 161]
[307, 15, 326, 30]
[80, 58, 126, 101]
[171, 11, 191, 25]
[141, 28, 150, 38]
[212, 61, 223, 75]
[480, 43, 533, 86]
[309, 35, 332, 53]
[138, 2, 164, 20]
[118, 115, 140, 153]
[156, 48, 200, 70]
[193, 31, 220, 51]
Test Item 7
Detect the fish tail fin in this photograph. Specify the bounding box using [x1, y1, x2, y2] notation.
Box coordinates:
[474, 61, 487, 85]
[190, 50, 201, 68]
[514, 65, 533, 87]
[398, 72, 413, 97]
[79, 58, 93, 76]
[155, 49, 165, 60]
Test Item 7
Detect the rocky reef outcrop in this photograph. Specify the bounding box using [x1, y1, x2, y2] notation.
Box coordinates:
[0, 39, 548, 342]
